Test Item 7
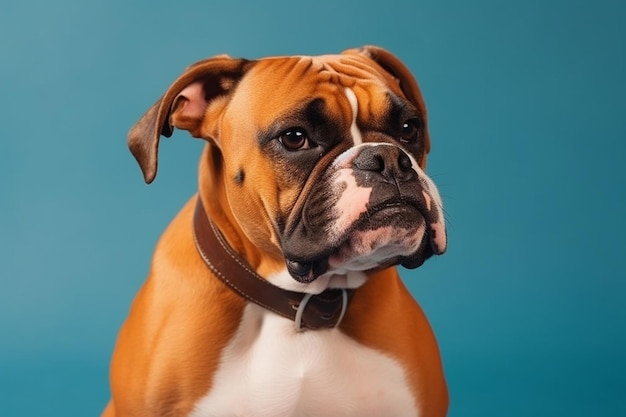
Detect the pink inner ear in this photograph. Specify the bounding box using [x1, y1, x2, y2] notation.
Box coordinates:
[173, 81, 209, 121]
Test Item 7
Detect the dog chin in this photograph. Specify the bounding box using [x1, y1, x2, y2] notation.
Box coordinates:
[285, 224, 426, 285]
[328, 223, 425, 271]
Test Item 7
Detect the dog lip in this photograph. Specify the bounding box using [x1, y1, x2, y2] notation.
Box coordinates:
[285, 258, 329, 283]
[369, 198, 417, 212]
[362, 197, 424, 222]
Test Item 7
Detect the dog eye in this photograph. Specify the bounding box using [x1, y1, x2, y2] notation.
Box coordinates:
[278, 128, 312, 151]
[399, 118, 424, 143]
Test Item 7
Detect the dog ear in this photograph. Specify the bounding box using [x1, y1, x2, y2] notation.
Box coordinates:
[343, 46, 431, 168]
[128, 55, 249, 183]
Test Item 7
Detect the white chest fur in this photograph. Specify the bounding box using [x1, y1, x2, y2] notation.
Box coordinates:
[189, 304, 419, 417]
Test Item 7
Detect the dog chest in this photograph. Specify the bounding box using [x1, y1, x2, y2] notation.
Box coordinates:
[189, 304, 420, 417]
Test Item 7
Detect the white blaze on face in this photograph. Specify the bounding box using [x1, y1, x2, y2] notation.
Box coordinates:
[329, 168, 371, 242]
[345, 88, 362, 145]
[325, 89, 370, 242]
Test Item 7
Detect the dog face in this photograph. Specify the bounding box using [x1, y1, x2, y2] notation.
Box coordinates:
[128, 46, 446, 289]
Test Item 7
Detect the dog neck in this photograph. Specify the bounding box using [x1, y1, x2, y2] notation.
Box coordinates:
[192, 197, 352, 332]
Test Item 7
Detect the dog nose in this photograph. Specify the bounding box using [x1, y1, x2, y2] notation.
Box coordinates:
[352, 146, 416, 182]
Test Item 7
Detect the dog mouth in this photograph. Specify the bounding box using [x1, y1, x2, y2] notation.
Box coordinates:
[284, 201, 444, 283]
[285, 258, 330, 284]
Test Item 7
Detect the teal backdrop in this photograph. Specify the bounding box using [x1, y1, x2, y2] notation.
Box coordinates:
[1, 0, 624, 416]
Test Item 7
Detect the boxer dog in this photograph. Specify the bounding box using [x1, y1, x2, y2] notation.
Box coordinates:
[103, 46, 448, 417]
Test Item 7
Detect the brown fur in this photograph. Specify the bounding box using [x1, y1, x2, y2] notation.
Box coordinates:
[103, 46, 447, 416]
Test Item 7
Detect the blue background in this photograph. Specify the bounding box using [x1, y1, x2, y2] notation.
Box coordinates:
[1, 0, 624, 416]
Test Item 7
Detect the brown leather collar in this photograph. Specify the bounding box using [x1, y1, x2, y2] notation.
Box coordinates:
[192, 197, 352, 331]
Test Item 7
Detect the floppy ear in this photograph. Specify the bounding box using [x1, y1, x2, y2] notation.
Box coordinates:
[343, 45, 431, 168]
[128, 55, 249, 183]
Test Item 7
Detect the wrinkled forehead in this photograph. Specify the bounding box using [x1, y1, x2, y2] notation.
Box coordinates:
[228, 54, 405, 129]
[255, 53, 399, 87]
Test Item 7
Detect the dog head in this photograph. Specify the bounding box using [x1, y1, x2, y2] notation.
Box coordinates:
[128, 46, 446, 292]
